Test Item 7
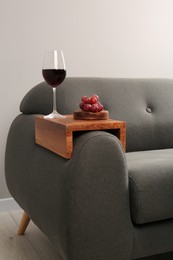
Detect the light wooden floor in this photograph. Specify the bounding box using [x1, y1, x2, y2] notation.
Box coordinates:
[2, 211, 173, 260]
[0, 210, 63, 260]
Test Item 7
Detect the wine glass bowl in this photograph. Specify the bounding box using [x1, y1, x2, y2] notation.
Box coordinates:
[42, 50, 66, 118]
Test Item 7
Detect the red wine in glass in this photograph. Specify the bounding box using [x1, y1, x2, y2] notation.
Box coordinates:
[42, 50, 66, 118]
[42, 69, 66, 88]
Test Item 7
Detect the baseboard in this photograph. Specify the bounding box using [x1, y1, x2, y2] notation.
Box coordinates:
[0, 198, 21, 212]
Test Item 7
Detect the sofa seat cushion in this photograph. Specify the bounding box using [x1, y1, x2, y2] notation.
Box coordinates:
[126, 149, 173, 224]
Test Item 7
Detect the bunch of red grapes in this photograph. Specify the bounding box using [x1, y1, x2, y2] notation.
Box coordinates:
[79, 95, 104, 113]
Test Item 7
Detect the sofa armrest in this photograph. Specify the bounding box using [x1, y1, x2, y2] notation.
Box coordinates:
[5, 114, 133, 260]
[67, 131, 133, 259]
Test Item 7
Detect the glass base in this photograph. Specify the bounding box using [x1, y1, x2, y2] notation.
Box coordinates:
[44, 111, 65, 119]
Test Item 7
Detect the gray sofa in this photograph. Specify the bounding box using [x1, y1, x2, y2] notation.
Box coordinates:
[5, 78, 173, 259]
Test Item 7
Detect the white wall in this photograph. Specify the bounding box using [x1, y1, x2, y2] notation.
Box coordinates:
[0, 0, 173, 198]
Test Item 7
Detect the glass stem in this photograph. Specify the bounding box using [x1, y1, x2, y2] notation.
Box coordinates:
[52, 87, 57, 113]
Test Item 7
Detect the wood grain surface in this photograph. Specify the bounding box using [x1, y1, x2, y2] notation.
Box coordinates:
[35, 115, 126, 159]
[73, 109, 109, 120]
[0, 210, 62, 260]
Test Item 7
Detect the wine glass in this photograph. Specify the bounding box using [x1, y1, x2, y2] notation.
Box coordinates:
[42, 50, 66, 118]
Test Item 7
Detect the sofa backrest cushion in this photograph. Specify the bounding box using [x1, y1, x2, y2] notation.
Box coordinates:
[20, 78, 173, 152]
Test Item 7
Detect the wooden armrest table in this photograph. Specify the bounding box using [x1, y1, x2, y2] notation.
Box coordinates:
[17, 114, 126, 235]
[35, 115, 126, 158]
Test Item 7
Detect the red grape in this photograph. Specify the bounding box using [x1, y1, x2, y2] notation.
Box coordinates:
[79, 94, 104, 113]
[81, 96, 90, 104]
[90, 95, 99, 104]
[83, 103, 92, 111]
[79, 102, 84, 109]
[90, 103, 98, 112]
[97, 102, 104, 112]
[93, 94, 99, 100]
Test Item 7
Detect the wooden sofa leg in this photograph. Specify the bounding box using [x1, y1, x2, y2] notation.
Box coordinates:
[17, 211, 30, 235]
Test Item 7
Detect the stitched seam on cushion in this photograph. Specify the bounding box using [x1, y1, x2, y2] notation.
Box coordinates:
[129, 175, 142, 224]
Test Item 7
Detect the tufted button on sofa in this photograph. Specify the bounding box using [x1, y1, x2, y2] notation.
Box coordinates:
[5, 78, 173, 259]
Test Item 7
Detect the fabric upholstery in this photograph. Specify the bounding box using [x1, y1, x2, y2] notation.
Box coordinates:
[20, 78, 173, 152]
[126, 149, 173, 224]
[133, 219, 173, 259]
[137, 251, 173, 260]
[5, 78, 173, 259]
[5, 114, 133, 260]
